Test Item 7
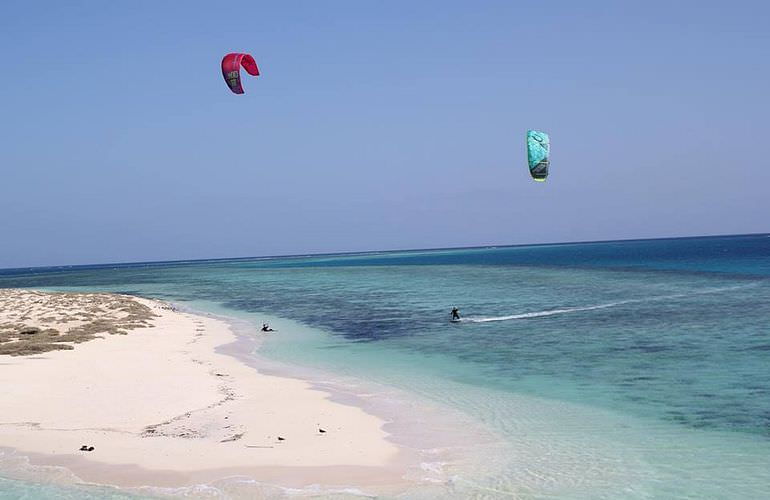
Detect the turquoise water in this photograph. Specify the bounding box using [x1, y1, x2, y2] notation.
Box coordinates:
[1, 234, 769, 498]
[0, 479, 139, 500]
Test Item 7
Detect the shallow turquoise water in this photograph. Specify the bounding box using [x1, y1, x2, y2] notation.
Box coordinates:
[0, 476, 143, 499]
[1, 234, 769, 498]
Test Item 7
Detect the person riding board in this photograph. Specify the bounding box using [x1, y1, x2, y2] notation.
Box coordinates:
[451, 307, 460, 321]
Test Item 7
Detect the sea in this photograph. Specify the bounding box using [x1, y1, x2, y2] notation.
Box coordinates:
[1, 234, 769, 499]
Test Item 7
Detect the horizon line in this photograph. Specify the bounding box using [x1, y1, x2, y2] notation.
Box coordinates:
[1, 231, 768, 274]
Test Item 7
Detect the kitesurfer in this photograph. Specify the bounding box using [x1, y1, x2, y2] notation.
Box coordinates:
[261, 323, 275, 332]
[451, 307, 460, 321]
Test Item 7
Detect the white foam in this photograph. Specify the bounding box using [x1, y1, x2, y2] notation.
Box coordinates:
[461, 301, 631, 322]
[459, 283, 754, 323]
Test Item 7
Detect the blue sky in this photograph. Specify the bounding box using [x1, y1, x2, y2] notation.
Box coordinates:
[1, 1, 768, 268]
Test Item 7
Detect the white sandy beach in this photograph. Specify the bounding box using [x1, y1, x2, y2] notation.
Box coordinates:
[0, 289, 403, 489]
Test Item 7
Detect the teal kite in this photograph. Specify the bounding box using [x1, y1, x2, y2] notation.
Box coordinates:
[527, 130, 549, 182]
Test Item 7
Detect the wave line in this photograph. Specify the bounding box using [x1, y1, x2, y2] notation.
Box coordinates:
[458, 284, 754, 323]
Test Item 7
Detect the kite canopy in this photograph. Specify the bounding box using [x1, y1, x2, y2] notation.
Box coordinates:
[527, 130, 549, 182]
[221, 53, 260, 94]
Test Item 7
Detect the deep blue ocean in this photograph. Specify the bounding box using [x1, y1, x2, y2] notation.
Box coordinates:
[1, 234, 769, 498]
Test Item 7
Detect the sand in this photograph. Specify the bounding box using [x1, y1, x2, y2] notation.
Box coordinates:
[0, 289, 403, 489]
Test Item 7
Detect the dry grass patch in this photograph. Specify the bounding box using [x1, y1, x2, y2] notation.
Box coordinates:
[0, 289, 158, 356]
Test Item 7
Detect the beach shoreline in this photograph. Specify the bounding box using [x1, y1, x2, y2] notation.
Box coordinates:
[0, 289, 415, 495]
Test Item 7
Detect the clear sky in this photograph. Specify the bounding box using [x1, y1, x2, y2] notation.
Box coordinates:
[1, 1, 768, 268]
